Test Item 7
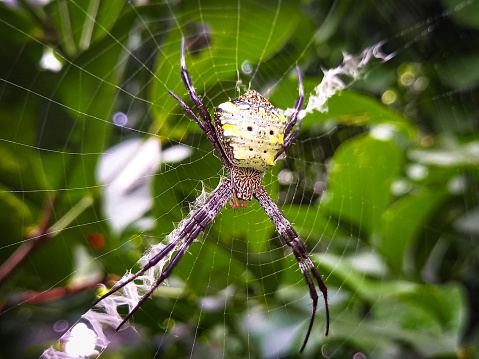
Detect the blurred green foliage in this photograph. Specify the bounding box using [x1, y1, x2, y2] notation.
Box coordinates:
[0, 0, 478, 358]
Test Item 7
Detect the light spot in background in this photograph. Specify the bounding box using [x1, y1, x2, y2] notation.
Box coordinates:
[96, 138, 192, 234]
[96, 138, 161, 233]
[399, 63, 416, 86]
[399, 63, 423, 88]
[53, 320, 69, 333]
[410, 140, 479, 166]
[2, 0, 52, 7]
[381, 89, 397, 104]
[1, 0, 17, 6]
[314, 180, 326, 194]
[400, 71, 415, 86]
[370, 124, 395, 141]
[350, 252, 386, 276]
[241, 60, 253, 75]
[65, 323, 97, 358]
[321, 344, 334, 358]
[448, 174, 467, 194]
[407, 163, 428, 180]
[414, 76, 429, 91]
[391, 179, 412, 196]
[40, 48, 62, 72]
[454, 207, 479, 235]
[113, 112, 128, 126]
[162, 144, 193, 163]
[278, 169, 292, 185]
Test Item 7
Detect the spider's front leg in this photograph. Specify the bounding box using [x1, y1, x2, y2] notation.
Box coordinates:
[168, 37, 231, 170]
[274, 65, 305, 161]
[254, 187, 329, 352]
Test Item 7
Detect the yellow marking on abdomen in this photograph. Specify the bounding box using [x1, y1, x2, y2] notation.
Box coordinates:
[222, 124, 240, 136]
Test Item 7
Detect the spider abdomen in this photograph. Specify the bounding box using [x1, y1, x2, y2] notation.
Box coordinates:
[214, 90, 286, 171]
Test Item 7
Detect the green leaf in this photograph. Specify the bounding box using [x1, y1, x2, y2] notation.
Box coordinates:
[53, 10, 135, 192]
[22, 196, 106, 290]
[409, 136, 479, 167]
[376, 189, 448, 274]
[50, 0, 125, 56]
[217, 202, 274, 253]
[310, 91, 417, 138]
[317, 252, 465, 356]
[437, 53, 479, 89]
[69, 244, 102, 286]
[0, 3, 41, 44]
[0, 185, 33, 247]
[281, 204, 350, 241]
[320, 134, 403, 236]
[317, 252, 418, 301]
[0, 104, 50, 205]
[399, 284, 462, 329]
[151, 0, 302, 138]
[153, 139, 223, 237]
[175, 232, 247, 295]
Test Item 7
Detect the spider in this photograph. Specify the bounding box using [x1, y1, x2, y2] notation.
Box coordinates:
[94, 37, 329, 352]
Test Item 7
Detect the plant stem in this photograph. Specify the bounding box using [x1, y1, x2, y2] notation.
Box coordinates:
[0, 196, 94, 286]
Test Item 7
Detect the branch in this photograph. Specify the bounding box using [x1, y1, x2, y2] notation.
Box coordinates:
[0, 195, 55, 285]
[0, 195, 94, 286]
[0, 277, 103, 312]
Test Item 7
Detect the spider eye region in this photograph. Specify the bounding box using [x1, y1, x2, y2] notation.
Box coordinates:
[214, 90, 286, 171]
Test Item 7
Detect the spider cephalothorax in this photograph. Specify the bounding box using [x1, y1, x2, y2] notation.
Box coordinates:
[94, 37, 329, 353]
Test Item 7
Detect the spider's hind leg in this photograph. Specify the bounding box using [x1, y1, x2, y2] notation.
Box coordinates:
[254, 187, 329, 352]
[93, 179, 234, 331]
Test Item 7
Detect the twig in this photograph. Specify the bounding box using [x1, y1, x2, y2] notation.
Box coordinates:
[0, 195, 56, 285]
[0, 195, 94, 286]
[0, 277, 102, 312]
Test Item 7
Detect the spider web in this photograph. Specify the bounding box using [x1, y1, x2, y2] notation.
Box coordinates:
[0, 0, 478, 358]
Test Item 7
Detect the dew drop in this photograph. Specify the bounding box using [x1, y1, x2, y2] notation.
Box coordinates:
[241, 60, 253, 75]
[53, 320, 69, 333]
[353, 353, 367, 359]
[113, 112, 128, 126]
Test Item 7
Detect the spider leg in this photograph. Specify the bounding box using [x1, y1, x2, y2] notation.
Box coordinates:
[93, 179, 234, 330]
[254, 187, 329, 352]
[92, 236, 184, 306]
[229, 192, 240, 209]
[116, 224, 202, 330]
[274, 65, 305, 161]
[168, 90, 205, 132]
[168, 37, 231, 170]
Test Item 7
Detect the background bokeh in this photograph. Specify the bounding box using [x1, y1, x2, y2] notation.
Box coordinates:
[0, 0, 478, 358]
